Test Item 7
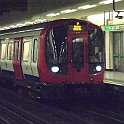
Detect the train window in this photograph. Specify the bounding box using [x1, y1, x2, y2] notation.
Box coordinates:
[14, 41, 21, 61]
[33, 38, 38, 63]
[18, 41, 21, 61]
[1, 43, 6, 59]
[88, 26, 104, 63]
[7, 42, 14, 60]
[45, 26, 67, 74]
[72, 38, 84, 68]
[23, 41, 29, 61]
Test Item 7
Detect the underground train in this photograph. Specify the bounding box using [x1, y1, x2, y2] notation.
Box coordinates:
[0, 19, 105, 98]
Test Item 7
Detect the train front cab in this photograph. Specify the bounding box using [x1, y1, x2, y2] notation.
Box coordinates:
[38, 20, 105, 97]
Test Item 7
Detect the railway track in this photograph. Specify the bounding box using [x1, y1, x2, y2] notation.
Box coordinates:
[0, 86, 123, 124]
[38, 99, 124, 124]
[0, 99, 50, 124]
[0, 87, 92, 124]
[0, 116, 11, 124]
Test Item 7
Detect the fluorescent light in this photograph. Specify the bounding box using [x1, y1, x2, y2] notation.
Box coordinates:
[16, 23, 25, 27]
[34, 19, 47, 24]
[99, 0, 112, 4]
[24, 21, 34, 26]
[9, 25, 16, 28]
[61, 9, 77, 13]
[99, 0, 122, 5]
[78, 4, 97, 10]
[46, 13, 60, 17]
[0, 28, 4, 30]
[3, 27, 10, 30]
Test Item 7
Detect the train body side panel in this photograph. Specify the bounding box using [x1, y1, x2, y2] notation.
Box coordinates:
[0, 39, 14, 78]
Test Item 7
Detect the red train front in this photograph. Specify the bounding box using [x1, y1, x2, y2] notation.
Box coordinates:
[38, 19, 104, 84]
[0, 19, 105, 98]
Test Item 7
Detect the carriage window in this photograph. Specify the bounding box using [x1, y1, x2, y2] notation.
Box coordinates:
[7, 42, 14, 60]
[33, 38, 38, 63]
[23, 41, 29, 61]
[88, 27, 104, 63]
[1, 43, 6, 59]
[72, 38, 84, 68]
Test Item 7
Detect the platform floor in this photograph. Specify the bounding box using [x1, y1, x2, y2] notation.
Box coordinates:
[104, 71, 124, 86]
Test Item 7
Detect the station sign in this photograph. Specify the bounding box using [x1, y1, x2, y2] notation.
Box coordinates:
[103, 26, 120, 31]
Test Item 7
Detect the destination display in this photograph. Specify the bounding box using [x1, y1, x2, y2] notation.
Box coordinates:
[69, 21, 87, 31]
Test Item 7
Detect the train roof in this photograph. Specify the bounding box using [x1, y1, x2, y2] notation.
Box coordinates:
[0, 22, 47, 35]
[0, 19, 97, 36]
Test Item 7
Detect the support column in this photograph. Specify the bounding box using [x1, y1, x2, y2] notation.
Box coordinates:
[105, 31, 113, 70]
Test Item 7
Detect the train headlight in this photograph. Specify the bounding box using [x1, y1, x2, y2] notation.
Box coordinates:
[51, 66, 59, 73]
[96, 65, 102, 72]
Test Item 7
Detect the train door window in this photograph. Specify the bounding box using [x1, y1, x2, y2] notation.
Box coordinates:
[72, 38, 84, 68]
[1, 43, 6, 59]
[14, 41, 21, 61]
[33, 38, 38, 63]
[45, 26, 67, 74]
[7, 42, 14, 60]
[23, 41, 29, 61]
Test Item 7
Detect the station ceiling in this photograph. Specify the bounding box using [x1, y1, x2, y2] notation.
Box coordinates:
[0, 0, 124, 26]
[0, 0, 96, 14]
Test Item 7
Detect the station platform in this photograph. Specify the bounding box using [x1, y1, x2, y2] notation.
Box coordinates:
[104, 71, 124, 86]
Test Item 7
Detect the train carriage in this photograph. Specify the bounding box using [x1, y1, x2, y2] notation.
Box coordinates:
[0, 19, 105, 98]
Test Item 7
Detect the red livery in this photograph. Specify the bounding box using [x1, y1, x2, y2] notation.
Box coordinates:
[0, 19, 105, 98]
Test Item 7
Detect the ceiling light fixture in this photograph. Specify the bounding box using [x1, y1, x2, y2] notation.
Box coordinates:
[24, 21, 34, 26]
[61, 9, 77, 13]
[0, 28, 4, 30]
[46, 13, 60, 17]
[16, 23, 25, 27]
[78, 4, 97, 10]
[9, 25, 16, 28]
[3, 27, 10, 30]
[99, 0, 122, 5]
[34, 18, 47, 23]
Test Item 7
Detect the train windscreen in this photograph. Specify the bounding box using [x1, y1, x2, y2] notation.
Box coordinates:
[45, 26, 67, 74]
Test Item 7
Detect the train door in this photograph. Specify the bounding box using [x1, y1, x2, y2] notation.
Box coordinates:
[22, 37, 33, 77]
[113, 31, 123, 71]
[68, 32, 88, 83]
[30, 38, 39, 77]
[13, 38, 23, 79]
